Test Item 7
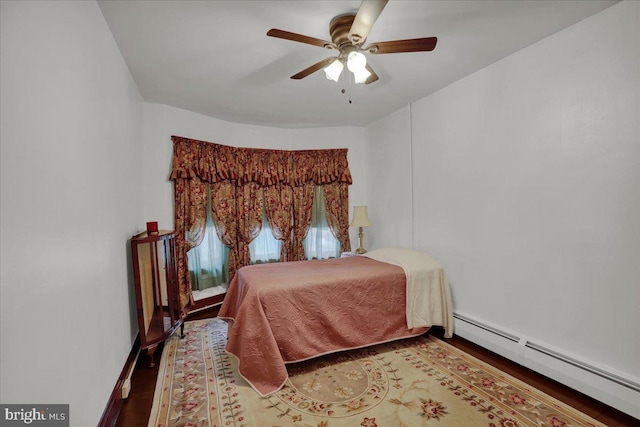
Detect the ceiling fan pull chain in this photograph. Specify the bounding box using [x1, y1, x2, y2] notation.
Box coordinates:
[345, 71, 353, 104]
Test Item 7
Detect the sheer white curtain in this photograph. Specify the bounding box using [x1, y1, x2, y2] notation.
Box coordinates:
[187, 188, 229, 292]
[249, 200, 282, 264]
[304, 186, 341, 260]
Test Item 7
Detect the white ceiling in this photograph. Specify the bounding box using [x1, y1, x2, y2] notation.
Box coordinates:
[98, 0, 616, 129]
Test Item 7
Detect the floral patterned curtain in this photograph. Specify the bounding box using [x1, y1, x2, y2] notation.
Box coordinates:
[323, 182, 351, 253]
[173, 176, 208, 318]
[290, 182, 316, 261]
[210, 181, 239, 280]
[235, 182, 264, 268]
[264, 183, 293, 261]
[170, 136, 353, 316]
[170, 136, 237, 183]
[171, 136, 352, 187]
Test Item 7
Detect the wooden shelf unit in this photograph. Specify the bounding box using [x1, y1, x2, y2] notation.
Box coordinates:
[130, 230, 183, 367]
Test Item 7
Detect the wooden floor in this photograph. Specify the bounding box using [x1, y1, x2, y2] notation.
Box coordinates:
[116, 306, 638, 427]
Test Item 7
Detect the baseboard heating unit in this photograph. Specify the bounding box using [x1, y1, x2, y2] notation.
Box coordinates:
[452, 312, 640, 419]
[453, 313, 520, 343]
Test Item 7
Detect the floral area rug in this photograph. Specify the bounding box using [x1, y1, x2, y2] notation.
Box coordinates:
[148, 318, 605, 427]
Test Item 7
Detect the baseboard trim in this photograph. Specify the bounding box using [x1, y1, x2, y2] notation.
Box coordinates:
[97, 334, 141, 427]
[453, 312, 640, 419]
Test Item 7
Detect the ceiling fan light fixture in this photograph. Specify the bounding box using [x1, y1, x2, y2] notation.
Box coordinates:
[267, 1, 438, 86]
[324, 59, 344, 82]
[353, 67, 372, 84]
[347, 51, 367, 73]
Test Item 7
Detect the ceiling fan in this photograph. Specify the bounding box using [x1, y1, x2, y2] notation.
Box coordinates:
[267, 0, 437, 85]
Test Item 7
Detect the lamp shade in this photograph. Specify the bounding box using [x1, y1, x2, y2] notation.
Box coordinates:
[353, 67, 372, 84]
[350, 205, 372, 227]
[347, 51, 367, 73]
[324, 59, 344, 82]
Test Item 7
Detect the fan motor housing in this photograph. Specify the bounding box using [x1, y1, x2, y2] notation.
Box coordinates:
[329, 13, 359, 49]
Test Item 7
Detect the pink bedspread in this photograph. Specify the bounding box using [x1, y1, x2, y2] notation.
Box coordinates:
[218, 256, 430, 396]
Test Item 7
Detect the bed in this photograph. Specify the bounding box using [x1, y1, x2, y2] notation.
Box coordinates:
[218, 246, 454, 396]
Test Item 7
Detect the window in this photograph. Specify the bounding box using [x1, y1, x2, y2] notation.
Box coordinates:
[249, 204, 282, 264]
[250, 186, 340, 263]
[187, 190, 229, 298]
[189, 186, 340, 292]
[304, 186, 341, 260]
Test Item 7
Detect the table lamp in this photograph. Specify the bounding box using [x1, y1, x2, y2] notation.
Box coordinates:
[351, 205, 372, 254]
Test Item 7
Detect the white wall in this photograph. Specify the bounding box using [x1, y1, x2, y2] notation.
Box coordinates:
[364, 105, 413, 250]
[0, 2, 144, 426]
[365, 0, 638, 415]
[142, 103, 367, 249]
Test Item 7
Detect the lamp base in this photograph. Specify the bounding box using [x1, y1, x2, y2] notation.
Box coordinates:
[355, 226, 367, 254]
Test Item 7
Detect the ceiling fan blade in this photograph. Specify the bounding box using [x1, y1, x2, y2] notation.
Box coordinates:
[267, 29, 336, 49]
[364, 64, 379, 84]
[291, 57, 338, 80]
[349, 0, 389, 45]
[367, 37, 438, 54]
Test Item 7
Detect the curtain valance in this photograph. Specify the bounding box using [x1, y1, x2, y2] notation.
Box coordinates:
[170, 136, 353, 186]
